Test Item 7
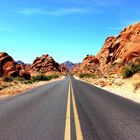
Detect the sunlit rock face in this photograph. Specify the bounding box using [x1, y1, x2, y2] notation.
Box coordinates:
[0, 52, 31, 79]
[96, 22, 140, 75]
[30, 54, 67, 75]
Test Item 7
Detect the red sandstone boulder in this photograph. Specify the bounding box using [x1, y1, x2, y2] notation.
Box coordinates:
[71, 55, 100, 74]
[60, 64, 69, 74]
[0, 52, 31, 79]
[96, 22, 140, 75]
[30, 54, 63, 75]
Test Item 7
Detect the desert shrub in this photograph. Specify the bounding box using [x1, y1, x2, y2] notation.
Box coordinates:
[3, 76, 13, 82]
[32, 74, 59, 82]
[0, 85, 3, 90]
[122, 67, 133, 78]
[23, 80, 34, 84]
[133, 82, 140, 92]
[32, 75, 48, 82]
[134, 57, 140, 63]
[79, 73, 95, 79]
[112, 78, 124, 86]
[122, 63, 140, 78]
[13, 77, 25, 82]
[132, 63, 140, 72]
[49, 75, 59, 79]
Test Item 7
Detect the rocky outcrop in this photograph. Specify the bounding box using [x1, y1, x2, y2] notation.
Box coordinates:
[72, 22, 140, 76]
[30, 54, 63, 75]
[60, 64, 69, 73]
[0, 52, 31, 79]
[71, 55, 100, 74]
[96, 22, 140, 75]
[71, 63, 81, 74]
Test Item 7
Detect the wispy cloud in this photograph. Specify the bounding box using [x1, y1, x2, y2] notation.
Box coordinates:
[17, 8, 43, 15]
[0, 24, 16, 32]
[17, 7, 95, 16]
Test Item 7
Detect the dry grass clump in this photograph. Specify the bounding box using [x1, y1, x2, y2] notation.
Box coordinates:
[133, 82, 140, 92]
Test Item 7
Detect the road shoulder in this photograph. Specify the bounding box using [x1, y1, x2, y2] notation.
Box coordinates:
[74, 76, 140, 104]
[0, 76, 64, 100]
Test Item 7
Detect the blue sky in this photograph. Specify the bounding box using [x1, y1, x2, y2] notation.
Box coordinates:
[0, 0, 139, 63]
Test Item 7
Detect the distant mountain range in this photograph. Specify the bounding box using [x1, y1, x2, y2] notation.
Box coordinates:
[16, 60, 25, 65]
[62, 61, 75, 70]
[16, 60, 76, 70]
[16, 60, 31, 65]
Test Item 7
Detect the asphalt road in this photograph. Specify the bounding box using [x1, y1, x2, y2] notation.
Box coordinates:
[0, 75, 140, 140]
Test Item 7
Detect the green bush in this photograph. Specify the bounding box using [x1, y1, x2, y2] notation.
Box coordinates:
[23, 80, 34, 84]
[3, 76, 13, 82]
[13, 77, 25, 82]
[122, 63, 140, 78]
[79, 73, 95, 78]
[134, 57, 140, 63]
[49, 75, 59, 79]
[32, 74, 59, 82]
[0, 86, 3, 90]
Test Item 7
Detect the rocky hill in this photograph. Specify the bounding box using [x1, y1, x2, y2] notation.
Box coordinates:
[16, 60, 25, 65]
[30, 54, 67, 75]
[96, 22, 140, 75]
[71, 63, 81, 74]
[71, 55, 100, 74]
[72, 22, 140, 76]
[60, 64, 69, 73]
[62, 61, 75, 70]
[0, 52, 31, 79]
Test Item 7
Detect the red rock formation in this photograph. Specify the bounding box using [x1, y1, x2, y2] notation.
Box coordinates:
[71, 63, 81, 74]
[72, 22, 140, 76]
[96, 22, 140, 75]
[0, 52, 31, 79]
[71, 55, 100, 74]
[60, 64, 69, 74]
[30, 54, 64, 75]
[19, 64, 31, 79]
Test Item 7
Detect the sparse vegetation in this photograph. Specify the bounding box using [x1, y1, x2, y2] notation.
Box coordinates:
[1, 74, 59, 87]
[13, 77, 25, 82]
[112, 78, 124, 86]
[32, 74, 59, 82]
[23, 80, 34, 85]
[134, 57, 140, 64]
[133, 82, 140, 92]
[122, 63, 140, 78]
[2, 76, 13, 82]
[0, 86, 3, 90]
[79, 73, 95, 79]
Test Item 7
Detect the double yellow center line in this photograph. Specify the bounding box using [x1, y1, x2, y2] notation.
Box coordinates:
[64, 79, 83, 140]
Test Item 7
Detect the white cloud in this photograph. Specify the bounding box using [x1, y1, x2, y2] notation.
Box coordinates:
[17, 8, 43, 15]
[17, 7, 95, 16]
[46, 8, 92, 15]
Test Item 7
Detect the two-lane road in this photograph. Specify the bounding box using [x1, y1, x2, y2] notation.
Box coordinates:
[0, 75, 140, 140]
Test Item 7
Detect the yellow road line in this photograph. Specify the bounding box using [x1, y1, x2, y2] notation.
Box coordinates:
[64, 82, 71, 140]
[70, 80, 84, 140]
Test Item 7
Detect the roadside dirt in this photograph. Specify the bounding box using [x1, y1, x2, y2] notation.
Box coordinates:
[0, 76, 64, 99]
[74, 74, 140, 104]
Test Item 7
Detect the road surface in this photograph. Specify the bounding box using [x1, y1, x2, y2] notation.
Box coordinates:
[0, 75, 140, 140]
